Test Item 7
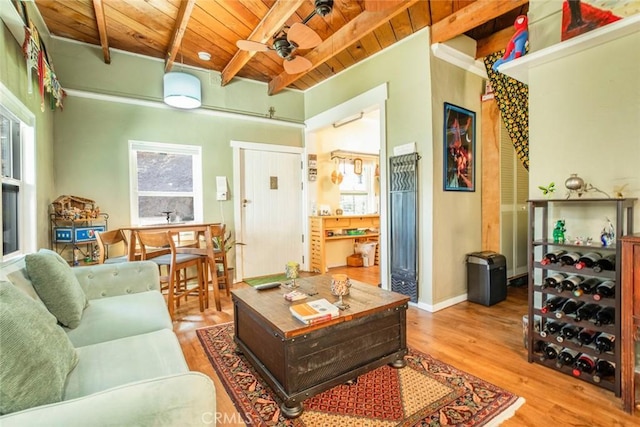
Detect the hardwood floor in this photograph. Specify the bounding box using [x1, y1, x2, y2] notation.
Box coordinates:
[173, 266, 640, 426]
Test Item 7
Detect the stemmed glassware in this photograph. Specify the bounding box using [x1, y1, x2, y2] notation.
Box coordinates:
[331, 274, 351, 310]
[285, 261, 300, 288]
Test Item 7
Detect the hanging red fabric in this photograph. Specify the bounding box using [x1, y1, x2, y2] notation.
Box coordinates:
[38, 50, 45, 111]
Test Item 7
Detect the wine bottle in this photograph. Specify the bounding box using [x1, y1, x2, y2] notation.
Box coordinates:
[541, 342, 562, 361]
[540, 250, 566, 265]
[574, 252, 602, 270]
[542, 272, 567, 289]
[559, 252, 581, 266]
[555, 299, 584, 319]
[558, 275, 583, 292]
[573, 277, 600, 297]
[592, 360, 615, 383]
[576, 329, 599, 346]
[594, 306, 615, 326]
[541, 296, 568, 314]
[557, 324, 581, 343]
[593, 281, 615, 301]
[556, 348, 580, 367]
[572, 354, 596, 376]
[574, 303, 601, 322]
[594, 332, 615, 354]
[592, 254, 616, 273]
[540, 321, 566, 337]
[532, 340, 546, 353]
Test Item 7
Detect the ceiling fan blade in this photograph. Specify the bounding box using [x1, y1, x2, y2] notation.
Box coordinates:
[287, 22, 322, 49]
[283, 56, 312, 74]
[236, 40, 270, 52]
[364, 0, 401, 12]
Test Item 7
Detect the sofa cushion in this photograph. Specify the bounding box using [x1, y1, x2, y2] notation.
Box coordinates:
[64, 329, 188, 400]
[0, 281, 79, 415]
[25, 252, 88, 329]
[64, 291, 173, 347]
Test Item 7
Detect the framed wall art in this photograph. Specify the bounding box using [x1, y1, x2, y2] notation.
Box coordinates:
[443, 103, 475, 192]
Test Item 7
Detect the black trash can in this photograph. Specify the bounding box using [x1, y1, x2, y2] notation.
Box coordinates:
[466, 251, 507, 306]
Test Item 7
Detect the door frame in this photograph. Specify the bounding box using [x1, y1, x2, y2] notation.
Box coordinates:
[231, 140, 304, 281]
[304, 83, 389, 286]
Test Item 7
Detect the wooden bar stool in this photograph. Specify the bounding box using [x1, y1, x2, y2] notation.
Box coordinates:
[135, 230, 206, 319]
[95, 229, 129, 264]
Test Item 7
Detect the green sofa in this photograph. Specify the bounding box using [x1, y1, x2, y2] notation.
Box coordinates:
[0, 251, 216, 426]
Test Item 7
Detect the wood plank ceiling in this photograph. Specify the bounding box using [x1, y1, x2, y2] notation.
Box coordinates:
[33, 0, 528, 95]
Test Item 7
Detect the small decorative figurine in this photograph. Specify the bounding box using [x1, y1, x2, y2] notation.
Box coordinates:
[553, 220, 566, 243]
[538, 182, 556, 198]
[600, 218, 615, 246]
[492, 15, 528, 71]
[564, 173, 585, 191]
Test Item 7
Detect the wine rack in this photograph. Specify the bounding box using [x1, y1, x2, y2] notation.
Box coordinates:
[527, 198, 636, 396]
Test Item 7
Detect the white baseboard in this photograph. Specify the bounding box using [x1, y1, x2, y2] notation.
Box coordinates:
[409, 293, 468, 313]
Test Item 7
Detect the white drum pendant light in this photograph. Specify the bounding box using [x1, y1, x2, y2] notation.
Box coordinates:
[163, 72, 201, 109]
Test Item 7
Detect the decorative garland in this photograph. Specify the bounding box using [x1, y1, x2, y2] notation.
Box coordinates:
[21, 20, 65, 111]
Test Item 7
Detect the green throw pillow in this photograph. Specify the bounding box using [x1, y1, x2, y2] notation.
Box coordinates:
[25, 252, 88, 328]
[0, 281, 79, 415]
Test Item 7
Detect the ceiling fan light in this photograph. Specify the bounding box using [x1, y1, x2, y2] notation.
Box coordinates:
[163, 72, 202, 109]
[314, 0, 334, 16]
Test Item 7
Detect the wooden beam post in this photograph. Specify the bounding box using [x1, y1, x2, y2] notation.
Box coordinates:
[431, 0, 528, 45]
[164, 0, 196, 73]
[92, 0, 110, 64]
[221, 0, 305, 86]
[268, 0, 420, 95]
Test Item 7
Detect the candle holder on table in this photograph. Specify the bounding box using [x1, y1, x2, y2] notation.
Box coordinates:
[285, 262, 300, 289]
[331, 274, 351, 310]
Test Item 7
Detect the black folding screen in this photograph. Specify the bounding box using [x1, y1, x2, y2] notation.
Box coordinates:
[389, 153, 420, 303]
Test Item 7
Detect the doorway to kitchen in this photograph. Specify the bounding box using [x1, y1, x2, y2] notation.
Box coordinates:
[304, 84, 388, 286]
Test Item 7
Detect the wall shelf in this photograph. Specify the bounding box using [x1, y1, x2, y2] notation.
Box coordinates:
[498, 14, 640, 84]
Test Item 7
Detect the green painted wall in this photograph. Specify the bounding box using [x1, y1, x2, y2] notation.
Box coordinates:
[0, 22, 56, 251]
[53, 95, 303, 232]
[527, 2, 640, 233]
[51, 38, 305, 122]
[48, 39, 305, 235]
[430, 56, 484, 304]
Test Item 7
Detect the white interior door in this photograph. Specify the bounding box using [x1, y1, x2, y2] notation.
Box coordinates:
[238, 147, 303, 279]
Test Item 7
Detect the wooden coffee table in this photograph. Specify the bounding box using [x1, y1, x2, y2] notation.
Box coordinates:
[231, 275, 409, 418]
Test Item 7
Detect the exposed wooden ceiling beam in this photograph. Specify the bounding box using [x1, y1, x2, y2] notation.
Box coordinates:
[268, 0, 420, 95]
[164, 0, 196, 73]
[430, 0, 528, 45]
[221, 0, 306, 86]
[92, 0, 110, 64]
[476, 25, 517, 58]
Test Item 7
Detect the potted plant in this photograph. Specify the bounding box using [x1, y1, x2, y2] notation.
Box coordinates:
[212, 229, 236, 286]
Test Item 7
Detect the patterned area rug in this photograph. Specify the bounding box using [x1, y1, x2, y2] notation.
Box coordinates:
[197, 323, 525, 426]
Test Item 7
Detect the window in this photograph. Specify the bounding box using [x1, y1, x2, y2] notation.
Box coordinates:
[339, 160, 377, 215]
[129, 141, 203, 225]
[1, 87, 36, 260]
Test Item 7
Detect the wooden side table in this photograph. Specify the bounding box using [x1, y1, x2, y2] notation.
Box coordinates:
[621, 234, 640, 413]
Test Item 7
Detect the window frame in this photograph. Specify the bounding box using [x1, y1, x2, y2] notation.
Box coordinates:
[128, 140, 203, 226]
[1, 83, 36, 262]
[338, 161, 377, 215]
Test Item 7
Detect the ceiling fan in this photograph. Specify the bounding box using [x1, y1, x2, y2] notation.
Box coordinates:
[236, 0, 334, 74]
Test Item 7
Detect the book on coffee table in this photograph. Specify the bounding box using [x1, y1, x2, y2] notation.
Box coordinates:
[290, 298, 339, 324]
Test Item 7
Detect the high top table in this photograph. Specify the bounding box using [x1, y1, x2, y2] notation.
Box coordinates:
[122, 222, 223, 311]
[231, 275, 409, 418]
